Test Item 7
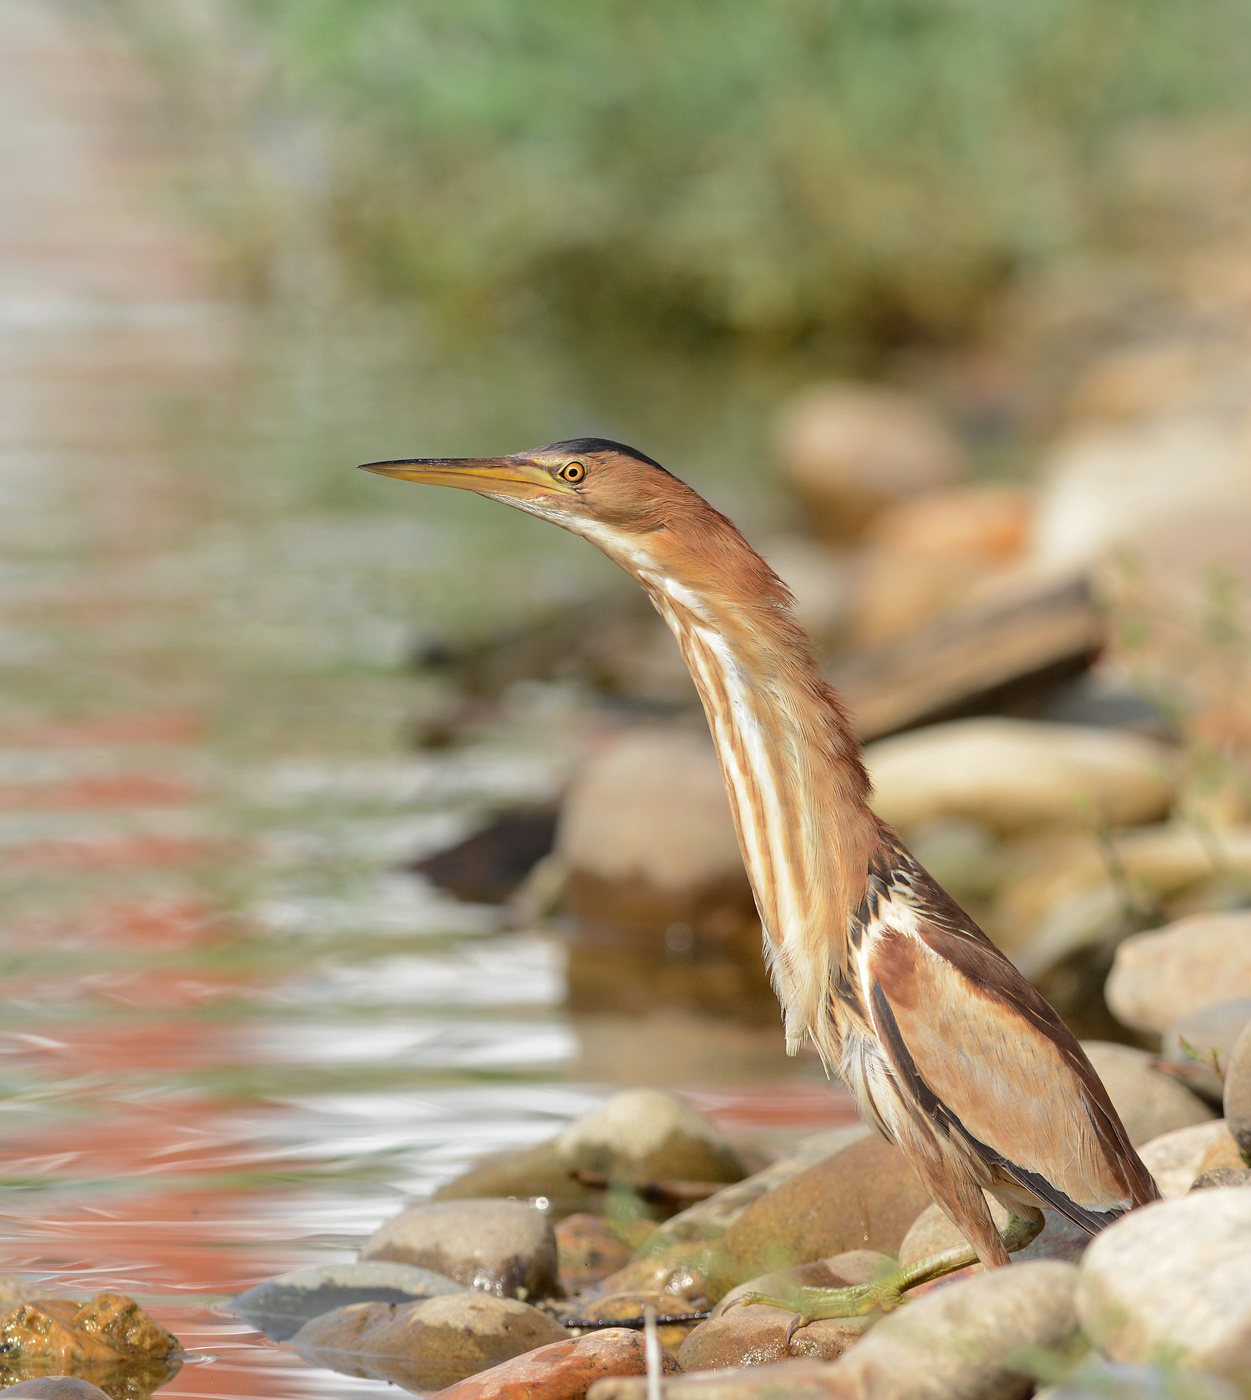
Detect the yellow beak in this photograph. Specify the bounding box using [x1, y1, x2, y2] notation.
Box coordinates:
[357, 456, 557, 501]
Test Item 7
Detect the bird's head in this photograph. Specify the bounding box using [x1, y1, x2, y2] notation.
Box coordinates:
[359, 437, 792, 618]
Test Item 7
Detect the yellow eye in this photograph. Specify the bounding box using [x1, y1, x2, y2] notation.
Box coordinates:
[559, 460, 586, 483]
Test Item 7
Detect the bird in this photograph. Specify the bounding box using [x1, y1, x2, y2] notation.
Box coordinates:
[359, 437, 1160, 1319]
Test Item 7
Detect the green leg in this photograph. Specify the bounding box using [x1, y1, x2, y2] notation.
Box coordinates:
[729, 1212, 1044, 1336]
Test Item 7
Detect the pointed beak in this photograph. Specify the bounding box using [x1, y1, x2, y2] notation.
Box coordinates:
[357, 455, 556, 501]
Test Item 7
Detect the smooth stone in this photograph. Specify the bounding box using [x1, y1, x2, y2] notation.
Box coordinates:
[899, 1202, 1089, 1268]
[559, 1290, 705, 1329]
[230, 1261, 467, 1341]
[709, 1136, 931, 1301]
[590, 1358, 848, 1398]
[830, 1260, 1078, 1400]
[1081, 1041, 1214, 1147]
[1197, 1127, 1245, 1175]
[0, 1384, 113, 1399]
[1161, 999, 1251, 1103]
[1036, 1355, 1239, 1400]
[1076, 1191, 1251, 1386]
[556, 1214, 634, 1292]
[433, 1139, 603, 1217]
[1138, 1120, 1237, 1199]
[1106, 912, 1251, 1036]
[679, 1303, 870, 1371]
[359, 1199, 559, 1301]
[1225, 1019, 1251, 1157]
[865, 718, 1174, 837]
[425, 1327, 679, 1400]
[777, 383, 965, 541]
[291, 1292, 570, 1392]
[1191, 1167, 1251, 1191]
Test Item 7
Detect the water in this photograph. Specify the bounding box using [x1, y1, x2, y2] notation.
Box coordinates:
[0, 5, 855, 1396]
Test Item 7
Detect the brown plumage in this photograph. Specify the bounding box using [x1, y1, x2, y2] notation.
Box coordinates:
[360, 437, 1159, 1277]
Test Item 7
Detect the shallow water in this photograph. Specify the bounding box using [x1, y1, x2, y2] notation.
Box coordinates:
[0, 5, 855, 1396]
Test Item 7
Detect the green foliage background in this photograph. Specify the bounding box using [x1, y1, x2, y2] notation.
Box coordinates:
[224, 0, 1251, 349]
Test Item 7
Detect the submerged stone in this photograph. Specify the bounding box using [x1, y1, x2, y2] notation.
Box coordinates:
[230, 1261, 468, 1341]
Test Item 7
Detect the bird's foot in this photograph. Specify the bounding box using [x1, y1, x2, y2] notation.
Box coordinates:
[729, 1273, 912, 1349]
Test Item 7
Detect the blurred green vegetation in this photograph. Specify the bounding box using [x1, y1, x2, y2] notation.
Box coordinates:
[120, 0, 1251, 355]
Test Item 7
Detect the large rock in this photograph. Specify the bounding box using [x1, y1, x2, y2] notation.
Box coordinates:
[291, 1292, 569, 1392]
[1161, 999, 1251, 1103]
[898, 1203, 1089, 1268]
[425, 1328, 680, 1400]
[864, 719, 1174, 837]
[679, 1303, 870, 1371]
[1076, 1190, 1251, 1386]
[1032, 416, 1251, 573]
[359, 1199, 559, 1301]
[1225, 1019, 1251, 1158]
[776, 383, 965, 541]
[709, 1136, 930, 1300]
[1080, 1041, 1214, 1147]
[555, 1214, 634, 1292]
[831, 1260, 1078, 1400]
[1106, 911, 1251, 1036]
[230, 1261, 467, 1341]
[1138, 1120, 1235, 1199]
[437, 1089, 747, 1214]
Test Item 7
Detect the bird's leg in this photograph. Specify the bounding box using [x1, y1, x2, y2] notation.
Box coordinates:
[730, 1210, 1044, 1338]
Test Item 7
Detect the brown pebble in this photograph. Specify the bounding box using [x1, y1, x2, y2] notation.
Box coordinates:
[427, 1327, 680, 1399]
[556, 1215, 633, 1291]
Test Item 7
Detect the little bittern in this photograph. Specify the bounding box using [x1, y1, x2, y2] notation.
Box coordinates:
[360, 439, 1159, 1317]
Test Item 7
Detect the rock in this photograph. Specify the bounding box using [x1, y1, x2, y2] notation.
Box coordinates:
[1075, 1190, 1251, 1386]
[1138, 1120, 1235, 1198]
[0, 1383, 113, 1399]
[1036, 1355, 1239, 1400]
[1080, 1041, 1214, 1147]
[1032, 416, 1251, 573]
[898, 1202, 1089, 1268]
[438, 1089, 746, 1217]
[1161, 999, 1251, 1102]
[425, 1328, 680, 1400]
[865, 718, 1174, 837]
[0, 1295, 179, 1367]
[229, 1260, 467, 1341]
[1191, 1167, 1251, 1191]
[712, 1254, 896, 1319]
[830, 574, 1104, 744]
[850, 487, 1033, 646]
[359, 1199, 559, 1301]
[679, 1303, 870, 1371]
[709, 1136, 931, 1300]
[414, 805, 559, 904]
[1196, 1127, 1244, 1175]
[1106, 911, 1251, 1035]
[558, 1291, 705, 1330]
[776, 383, 965, 541]
[591, 1359, 844, 1399]
[556, 1215, 634, 1292]
[1225, 1019, 1251, 1157]
[832, 1260, 1079, 1400]
[291, 1292, 570, 1392]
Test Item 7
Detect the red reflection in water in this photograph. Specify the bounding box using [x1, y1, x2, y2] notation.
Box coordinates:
[0, 775, 198, 809]
[7, 835, 230, 872]
[5, 713, 202, 747]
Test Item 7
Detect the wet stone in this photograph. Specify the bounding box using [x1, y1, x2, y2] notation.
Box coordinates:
[555, 1214, 634, 1292]
[291, 1291, 570, 1392]
[709, 1135, 930, 1300]
[230, 1260, 468, 1341]
[0, 1382, 113, 1399]
[425, 1328, 680, 1400]
[359, 1198, 559, 1301]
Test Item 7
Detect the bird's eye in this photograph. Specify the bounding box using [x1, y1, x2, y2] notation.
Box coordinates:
[559, 460, 586, 483]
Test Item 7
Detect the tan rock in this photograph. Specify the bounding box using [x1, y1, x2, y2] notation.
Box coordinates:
[1106, 911, 1251, 1035]
[359, 1199, 559, 1301]
[679, 1302, 870, 1372]
[589, 1358, 840, 1399]
[777, 384, 965, 541]
[865, 718, 1174, 836]
[1197, 1127, 1245, 1175]
[1138, 1120, 1236, 1198]
[709, 1137, 930, 1300]
[555, 1214, 633, 1292]
[291, 1292, 569, 1392]
[426, 1328, 679, 1400]
[1076, 1191, 1251, 1386]
[850, 487, 1033, 645]
[898, 1203, 1089, 1269]
[1161, 998, 1251, 1102]
[1228, 1020, 1251, 1157]
[1080, 1040, 1214, 1147]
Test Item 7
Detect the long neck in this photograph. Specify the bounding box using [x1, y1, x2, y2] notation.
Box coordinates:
[631, 546, 877, 1062]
